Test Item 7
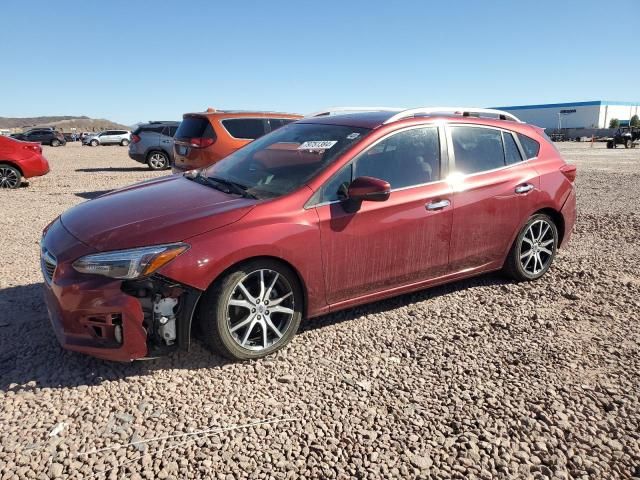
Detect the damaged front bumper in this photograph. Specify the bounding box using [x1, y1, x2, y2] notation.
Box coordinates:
[40, 219, 201, 362]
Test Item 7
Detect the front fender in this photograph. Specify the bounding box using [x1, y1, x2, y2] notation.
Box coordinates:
[158, 207, 328, 318]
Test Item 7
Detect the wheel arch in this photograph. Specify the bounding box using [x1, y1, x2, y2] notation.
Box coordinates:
[188, 255, 310, 345]
[502, 205, 566, 266]
[534, 207, 565, 247]
[199, 255, 309, 317]
[0, 160, 24, 176]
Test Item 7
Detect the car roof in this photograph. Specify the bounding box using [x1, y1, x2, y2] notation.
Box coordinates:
[142, 121, 180, 126]
[298, 110, 540, 135]
[184, 110, 302, 120]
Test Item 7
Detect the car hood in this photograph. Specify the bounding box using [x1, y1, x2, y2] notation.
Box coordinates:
[61, 175, 256, 251]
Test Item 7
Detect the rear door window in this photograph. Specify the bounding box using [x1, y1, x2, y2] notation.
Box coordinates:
[518, 133, 540, 159]
[221, 118, 267, 140]
[451, 126, 505, 174]
[503, 131, 523, 165]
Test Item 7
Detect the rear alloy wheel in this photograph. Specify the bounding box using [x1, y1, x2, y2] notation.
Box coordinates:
[504, 214, 558, 281]
[90, 139, 99, 147]
[0, 165, 21, 189]
[121, 139, 130, 146]
[199, 260, 302, 360]
[147, 152, 169, 170]
[51, 139, 61, 147]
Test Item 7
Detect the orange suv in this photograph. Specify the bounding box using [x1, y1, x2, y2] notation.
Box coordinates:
[172, 109, 302, 172]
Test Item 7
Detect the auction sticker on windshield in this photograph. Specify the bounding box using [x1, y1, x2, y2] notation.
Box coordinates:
[298, 141, 338, 150]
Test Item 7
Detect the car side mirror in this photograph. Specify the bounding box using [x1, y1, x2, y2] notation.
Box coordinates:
[347, 176, 391, 202]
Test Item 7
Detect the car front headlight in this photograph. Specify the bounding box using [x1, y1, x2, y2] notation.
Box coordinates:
[72, 243, 189, 279]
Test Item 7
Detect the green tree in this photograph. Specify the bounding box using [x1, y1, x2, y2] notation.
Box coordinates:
[609, 118, 620, 128]
[631, 114, 640, 127]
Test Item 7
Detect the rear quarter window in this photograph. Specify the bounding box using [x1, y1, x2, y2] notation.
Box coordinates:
[221, 118, 267, 140]
[518, 133, 540, 159]
[503, 131, 523, 165]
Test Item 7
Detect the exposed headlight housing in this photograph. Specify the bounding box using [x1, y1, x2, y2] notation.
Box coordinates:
[72, 243, 189, 279]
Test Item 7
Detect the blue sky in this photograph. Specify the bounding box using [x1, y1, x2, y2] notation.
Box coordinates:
[0, 0, 637, 125]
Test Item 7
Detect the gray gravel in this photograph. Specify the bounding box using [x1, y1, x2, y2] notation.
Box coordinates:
[1, 142, 639, 479]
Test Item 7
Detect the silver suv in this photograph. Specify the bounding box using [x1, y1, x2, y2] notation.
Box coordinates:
[83, 130, 131, 147]
[128, 121, 179, 170]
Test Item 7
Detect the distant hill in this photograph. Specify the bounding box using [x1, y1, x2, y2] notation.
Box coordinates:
[0, 116, 130, 133]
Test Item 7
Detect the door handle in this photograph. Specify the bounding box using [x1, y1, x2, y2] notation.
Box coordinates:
[515, 183, 534, 194]
[425, 199, 450, 211]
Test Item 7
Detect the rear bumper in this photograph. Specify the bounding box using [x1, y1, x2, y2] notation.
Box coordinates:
[22, 154, 50, 179]
[128, 152, 146, 163]
[559, 186, 576, 248]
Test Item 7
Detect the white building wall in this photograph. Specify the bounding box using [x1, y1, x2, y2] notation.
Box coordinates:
[497, 102, 640, 129]
[500, 106, 600, 129]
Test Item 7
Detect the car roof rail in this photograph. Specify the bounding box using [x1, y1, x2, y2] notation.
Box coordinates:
[306, 106, 404, 118]
[382, 107, 523, 124]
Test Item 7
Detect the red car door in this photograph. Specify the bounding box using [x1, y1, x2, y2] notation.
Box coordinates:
[314, 126, 453, 306]
[446, 125, 540, 272]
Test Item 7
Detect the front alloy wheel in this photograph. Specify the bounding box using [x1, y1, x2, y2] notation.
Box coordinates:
[227, 269, 295, 351]
[0, 165, 21, 189]
[147, 152, 168, 170]
[199, 260, 302, 360]
[505, 214, 558, 281]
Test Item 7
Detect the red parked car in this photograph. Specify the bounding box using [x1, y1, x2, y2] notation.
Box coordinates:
[40, 107, 576, 361]
[0, 136, 50, 189]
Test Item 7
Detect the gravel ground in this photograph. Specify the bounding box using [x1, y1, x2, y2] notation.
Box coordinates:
[0, 142, 639, 479]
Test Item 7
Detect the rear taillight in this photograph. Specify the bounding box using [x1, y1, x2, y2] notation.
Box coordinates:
[560, 164, 577, 183]
[189, 137, 214, 148]
[131, 134, 141, 144]
[23, 144, 42, 154]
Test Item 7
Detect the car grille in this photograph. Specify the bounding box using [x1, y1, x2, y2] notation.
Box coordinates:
[41, 248, 57, 283]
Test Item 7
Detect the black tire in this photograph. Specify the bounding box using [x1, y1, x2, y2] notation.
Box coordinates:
[146, 151, 169, 170]
[625, 139, 631, 149]
[50, 139, 61, 147]
[90, 139, 99, 147]
[503, 213, 558, 281]
[120, 139, 130, 146]
[606, 141, 613, 149]
[0, 164, 22, 189]
[198, 259, 303, 360]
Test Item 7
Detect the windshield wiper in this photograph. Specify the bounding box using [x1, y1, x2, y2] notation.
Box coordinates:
[207, 176, 257, 199]
[188, 172, 256, 199]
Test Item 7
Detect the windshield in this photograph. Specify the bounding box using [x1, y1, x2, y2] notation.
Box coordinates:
[203, 122, 370, 199]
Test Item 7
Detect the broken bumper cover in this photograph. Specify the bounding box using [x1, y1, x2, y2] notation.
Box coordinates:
[40, 219, 200, 362]
[43, 275, 148, 362]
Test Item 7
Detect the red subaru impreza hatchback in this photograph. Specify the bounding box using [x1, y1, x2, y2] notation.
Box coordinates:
[41, 107, 576, 361]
